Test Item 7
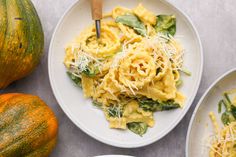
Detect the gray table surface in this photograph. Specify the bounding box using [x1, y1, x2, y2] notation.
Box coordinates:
[2, 0, 236, 156]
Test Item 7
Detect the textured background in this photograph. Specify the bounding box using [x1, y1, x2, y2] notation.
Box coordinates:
[2, 0, 236, 156]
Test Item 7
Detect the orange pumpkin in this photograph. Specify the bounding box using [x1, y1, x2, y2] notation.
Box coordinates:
[0, 94, 58, 157]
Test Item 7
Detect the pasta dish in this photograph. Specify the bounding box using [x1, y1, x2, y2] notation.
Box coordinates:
[209, 89, 236, 156]
[64, 4, 188, 136]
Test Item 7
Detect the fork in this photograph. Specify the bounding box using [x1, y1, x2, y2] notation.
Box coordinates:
[91, 0, 103, 39]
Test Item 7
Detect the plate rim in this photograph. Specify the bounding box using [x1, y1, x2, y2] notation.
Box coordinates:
[48, 0, 203, 148]
[185, 68, 236, 157]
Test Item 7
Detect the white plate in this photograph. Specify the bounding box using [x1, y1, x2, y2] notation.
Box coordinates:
[186, 68, 236, 156]
[49, 0, 203, 148]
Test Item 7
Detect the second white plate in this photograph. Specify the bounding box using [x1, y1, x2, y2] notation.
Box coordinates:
[186, 68, 236, 156]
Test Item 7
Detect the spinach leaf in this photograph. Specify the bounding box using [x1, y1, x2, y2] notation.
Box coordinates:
[219, 93, 236, 125]
[231, 105, 236, 119]
[82, 64, 99, 77]
[127, 122, 148, 136]
[107, 106, 123, 117]
[218, 100, 223, 113]
[82, 68, 98, 77]
[92, 101, 103, 109]
[176, 79, 183, 87]
[155, 15, 176, 36]
[116, 14, 147, 36]
[180, 68, 192, 76]
[67, 72, 82, 88]
[221, 112, 235, 125]
[138, 99, 180, 112]
[223, 93, 232, 112]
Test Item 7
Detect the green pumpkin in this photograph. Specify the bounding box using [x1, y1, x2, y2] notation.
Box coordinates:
[0, 93, 58, 157]
[0, 0, 44, 89]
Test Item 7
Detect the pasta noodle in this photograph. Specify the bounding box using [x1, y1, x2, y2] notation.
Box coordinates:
[133, 4, 157, 25]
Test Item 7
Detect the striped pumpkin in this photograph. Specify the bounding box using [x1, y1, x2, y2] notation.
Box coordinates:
[0, 93, 58, 157]
[0, 0, 44, 89]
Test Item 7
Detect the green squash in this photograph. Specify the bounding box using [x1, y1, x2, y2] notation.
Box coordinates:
[0, 0, 44, 89]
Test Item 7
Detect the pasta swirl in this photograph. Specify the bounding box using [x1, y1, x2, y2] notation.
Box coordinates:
[79, 26, 121, 57]
[118, 51, 156, 89]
